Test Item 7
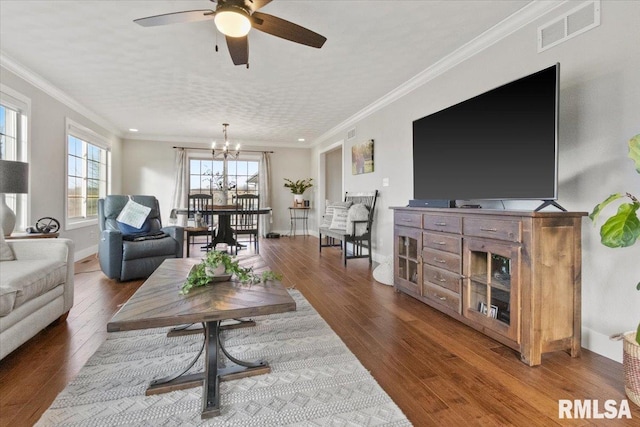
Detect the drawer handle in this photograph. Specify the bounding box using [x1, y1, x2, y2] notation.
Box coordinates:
[437, 241, 447, 245]
[480, 227, 497, 232]
[435, 222, 447, 226]
[438, 296, 447, 301]
[434, 258, 447, 264]
[402, 218, 412, 222]
[438, 278, 447, 283]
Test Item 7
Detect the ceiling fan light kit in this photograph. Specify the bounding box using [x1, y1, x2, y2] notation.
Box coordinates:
[134, 0, 326, 67]
[214, 6, 252, 37]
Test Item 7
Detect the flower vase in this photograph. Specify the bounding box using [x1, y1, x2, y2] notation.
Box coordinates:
[293, 194, 304, 206]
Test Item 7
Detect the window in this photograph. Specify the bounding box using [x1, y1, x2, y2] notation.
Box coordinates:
[1, 85, 30, 231]
[65, 119, 109, 229]
[189, 157, 259, 205]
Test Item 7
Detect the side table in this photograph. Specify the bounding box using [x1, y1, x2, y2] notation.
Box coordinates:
[288, 207, 310, 236]
[9, 232, 60, 239]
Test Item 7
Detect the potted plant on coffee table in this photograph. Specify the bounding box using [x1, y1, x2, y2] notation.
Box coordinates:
[284, 178, 313, 205]
[589, 133, 640, 407]
[180, 250, 281, 295]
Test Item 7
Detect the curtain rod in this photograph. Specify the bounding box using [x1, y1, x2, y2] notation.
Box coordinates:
[173, 146, 274, 153]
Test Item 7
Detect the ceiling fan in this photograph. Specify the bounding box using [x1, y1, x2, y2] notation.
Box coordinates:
[134, 0, 327, 68]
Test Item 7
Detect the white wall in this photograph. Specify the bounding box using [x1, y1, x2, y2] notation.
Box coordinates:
[0, 67, 123, 260]
[312, 1, 640, 362]
[325, 147, 343, 202]
[121, 139, 312, 235]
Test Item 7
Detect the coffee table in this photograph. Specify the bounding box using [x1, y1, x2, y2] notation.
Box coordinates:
[107, 256, 296, 418]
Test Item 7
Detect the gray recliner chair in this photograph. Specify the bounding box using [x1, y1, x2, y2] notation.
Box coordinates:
[98, 195, 184, 281]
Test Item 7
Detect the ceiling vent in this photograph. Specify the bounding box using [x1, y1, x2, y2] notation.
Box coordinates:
[538, 0, 600, 52]
[347, 128, 356, 140]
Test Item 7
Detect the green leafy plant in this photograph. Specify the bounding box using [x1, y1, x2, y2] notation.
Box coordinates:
[180, 250, 282, 295]
[589, 134, 640, 344]
[284, 178, 313, 194]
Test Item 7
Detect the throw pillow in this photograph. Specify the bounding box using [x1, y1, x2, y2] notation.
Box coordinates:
[0, 233, 15, 261]
[117, 218, 152, 236]
[346, 203, 370, 236]
[320, 214, 333, 229]
[322, 200, 352, 229]
[329, 206, 349, 231]
[116, 198, 151, 229]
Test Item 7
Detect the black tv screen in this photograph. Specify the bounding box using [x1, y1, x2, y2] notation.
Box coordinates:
[412, 64, 559, 202]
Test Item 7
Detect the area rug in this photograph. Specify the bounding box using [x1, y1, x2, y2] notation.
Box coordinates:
[36, 290, 411, 426]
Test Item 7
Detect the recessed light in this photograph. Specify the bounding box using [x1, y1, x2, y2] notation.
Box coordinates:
[298, 138, 305, 142]
[129, 128, 139, 132]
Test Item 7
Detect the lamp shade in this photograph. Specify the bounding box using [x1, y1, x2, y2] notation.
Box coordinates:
[0, 160, 29, 194]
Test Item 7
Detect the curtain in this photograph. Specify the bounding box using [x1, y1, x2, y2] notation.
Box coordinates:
[258, 152, 272, 236]
[170, 148, 188, 226]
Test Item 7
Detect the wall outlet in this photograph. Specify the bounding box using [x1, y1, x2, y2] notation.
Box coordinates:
[382, 177, 389, 187]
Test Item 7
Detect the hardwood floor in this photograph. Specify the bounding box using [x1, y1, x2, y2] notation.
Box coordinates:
[1, 235, 638, 426]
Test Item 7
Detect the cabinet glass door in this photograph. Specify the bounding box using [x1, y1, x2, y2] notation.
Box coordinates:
[394, 227, 421, 294]
[464, 239, 518, 341]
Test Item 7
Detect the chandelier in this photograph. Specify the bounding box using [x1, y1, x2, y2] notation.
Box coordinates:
[211, 123, 240, 160]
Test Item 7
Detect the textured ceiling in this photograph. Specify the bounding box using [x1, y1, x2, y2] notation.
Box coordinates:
[0, 0, 530, 146]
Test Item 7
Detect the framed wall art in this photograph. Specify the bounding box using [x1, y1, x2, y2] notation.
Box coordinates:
[352, 139, 374, 175]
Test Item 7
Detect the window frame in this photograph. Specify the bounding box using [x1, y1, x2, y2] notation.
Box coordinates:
[0, 84, 30, 232]
[65, 118, 110, 230]
[188, 153, 260, 205]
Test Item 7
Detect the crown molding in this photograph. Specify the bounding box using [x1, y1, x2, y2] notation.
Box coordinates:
[311, 0, 567, 147]
[124, 132, 308, 149]
[0, 52, 122, 138]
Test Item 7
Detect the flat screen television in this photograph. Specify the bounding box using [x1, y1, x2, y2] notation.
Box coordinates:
[412, 63, 559, 206]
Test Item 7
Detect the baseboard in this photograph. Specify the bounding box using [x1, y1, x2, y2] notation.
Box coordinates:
[74, 244, 97, 263]
[581, 326, 623, 363]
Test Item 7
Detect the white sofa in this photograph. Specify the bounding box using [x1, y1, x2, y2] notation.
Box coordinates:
[0, 237, 74, 360]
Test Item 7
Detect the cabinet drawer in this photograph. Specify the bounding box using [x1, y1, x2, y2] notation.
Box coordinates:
[395, 212, 422, 228]
[423, 232, 461, 254]
[464, 218, 521, 242]
[423, 214, 462, 234]
[423, 265, 461, 294]
[423, 248, 461, 273]
[423, 282, 460, 313]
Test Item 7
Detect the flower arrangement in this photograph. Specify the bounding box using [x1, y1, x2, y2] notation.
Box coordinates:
[284, 178, 313, 195]
[180, 250, 282, 295]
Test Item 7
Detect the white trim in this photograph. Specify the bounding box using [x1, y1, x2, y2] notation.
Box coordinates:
[64, 118, 109, 231]
[74, 244, 98, 263]
[0, 53, 122, 137]
[66, 118, 111, 150]
[0, 83, 31, 113]
[582, 326, 622, 363]
[311, 0, 567, 146]
[126, 132, 303, 148]
[0, 84, 31, 230]
[66, 218, 98, 231]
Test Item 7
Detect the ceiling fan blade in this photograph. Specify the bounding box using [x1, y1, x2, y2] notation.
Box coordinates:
[226, 36, 249, 66]
[134, 10, 215, 27]
[245, 0, 273, 13]
[251, 12, 326, 48]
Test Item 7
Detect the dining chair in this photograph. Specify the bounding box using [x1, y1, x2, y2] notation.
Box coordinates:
[231, 194, 259, 254]
[186, 193, 214, 256]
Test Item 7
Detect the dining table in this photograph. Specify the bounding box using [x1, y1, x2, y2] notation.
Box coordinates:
[171, 205, 272, 252]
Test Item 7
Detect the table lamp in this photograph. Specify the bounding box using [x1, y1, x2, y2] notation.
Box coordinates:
[0, 159, 29, 236]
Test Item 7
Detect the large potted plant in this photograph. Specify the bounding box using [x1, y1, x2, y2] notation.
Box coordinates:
[284, 178, 313, 205]
[589, 134, 640, 407]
